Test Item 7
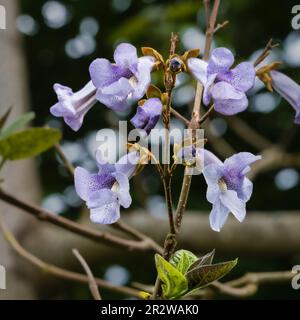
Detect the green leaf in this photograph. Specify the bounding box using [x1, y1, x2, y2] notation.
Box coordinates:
[0, 107, 13, 131]
[186, 258, 238, 290]
[1, 112, 35, 139]
[187, 249, 215, 272]
[155, 254, 188, 300]
[170, 250, 198, 275]
[0, 127, 61, 160]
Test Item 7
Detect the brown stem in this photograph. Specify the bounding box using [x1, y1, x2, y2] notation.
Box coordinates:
[203, 0, 221, 61]
[254, 38, 279, 67]
[199, 104, 214, 125]
[0, 218, 141, 298]
[175, 0, 221, 234]
[170, 107, 190, 126]
[0, 188, 162, 253]
[72, 248, 102, 300]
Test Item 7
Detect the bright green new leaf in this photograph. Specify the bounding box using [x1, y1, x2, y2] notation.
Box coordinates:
[0, 127, 61, 160]
[1, 112, 35, 139]
[187, 249, 216, 272]
[170, 250, 198, 275]
[155, 254, 188, 300]
[186, 258, 238, 290]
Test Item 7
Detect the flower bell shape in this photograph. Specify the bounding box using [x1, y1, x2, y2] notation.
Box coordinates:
[89, 43, 155, 112]
[74, 151, 139, 224]
[188, 48, 256, 115]
[270, 70, 300, 125]
[203, 150, 261, 232]
[130, 98, 163, 135]
[50, 81, 97, 131]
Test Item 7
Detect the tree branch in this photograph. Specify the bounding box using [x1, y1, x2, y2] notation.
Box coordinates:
[72, 248, 102, 300]
[0, 188, 162, 253]
[0, 217, 141, 298]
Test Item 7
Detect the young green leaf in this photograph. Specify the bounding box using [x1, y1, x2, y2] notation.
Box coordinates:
[186, 258, 238, 290]
[155, 254, 188, 300]
[170, 250, 198, 275]
[187, 249, 216, 272]
[1, 112, 35, 139]
[0, 127, 61, 160]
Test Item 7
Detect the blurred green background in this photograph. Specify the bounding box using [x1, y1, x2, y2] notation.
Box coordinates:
[15, 0, 300, 299]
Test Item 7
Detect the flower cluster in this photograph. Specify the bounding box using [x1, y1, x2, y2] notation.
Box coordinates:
[50, 40, 300, 231]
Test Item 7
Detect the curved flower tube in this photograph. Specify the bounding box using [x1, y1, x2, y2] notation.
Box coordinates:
[50, 81, 97, 131]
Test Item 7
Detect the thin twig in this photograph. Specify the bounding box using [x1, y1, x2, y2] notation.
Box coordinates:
[254, 38, 279, 67]
[199, 104, 214, 125]
[170, 107, 190, 126]
[213, 20, 229, 33]
[175, 0, 221, 234]
[0, 188, 162, 253]
[54, 143, 75, 176]
[72, 248, 102, 300]
[0, 217, 141, 298]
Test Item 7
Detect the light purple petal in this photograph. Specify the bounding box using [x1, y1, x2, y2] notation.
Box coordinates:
[271, 70, 300, 124]
[114, 43, 138, 73]
[113, 172, 132, 208]
[87, 189, 120, 224]
[203, 149, 223, 167]
[115, 151, 139, 177]
[211, 82, 248, 115]
[132, 56, 155, 100]
[89, 58, 130, 88]
[96, 77, 133, 111]
[203, 163, 223, 203]
[131, 98, 162, 134]
[203, 73, 217, 106]
[218, 62, 256, 92]
[64, 115, 84, 132]
[74, 167, 111, 201]
[187, 58, 208, 85]
[241, 177, 253, 202]
[223, 152, 261, 176]
[209, 200, 230, 232]
[219, 190, 246, 222]
[207, 47, 234, 75]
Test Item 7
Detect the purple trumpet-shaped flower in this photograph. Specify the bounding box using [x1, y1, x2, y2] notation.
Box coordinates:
[89, 43, 155, 112]
[270, 70, 300, 124]
[188, 48, 256, 115]
[50, 81, 97, 131]
[203, 150, 261, 232]
[130, 98, 163, 135]
[74, 151, 139, 224]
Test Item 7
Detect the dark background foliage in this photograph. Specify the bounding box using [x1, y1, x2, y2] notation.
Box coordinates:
[17, 0, 300, 298]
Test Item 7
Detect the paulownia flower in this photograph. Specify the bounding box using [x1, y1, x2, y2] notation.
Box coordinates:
[270, 70, 300, 124]
[74, 151, 139, 224]
[130, 98, 163, 135]
[188, 48, 255, 115]
[203, 150, 261, 232]
[89, 43, 155, 112]
[50, 81, 97, 131]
